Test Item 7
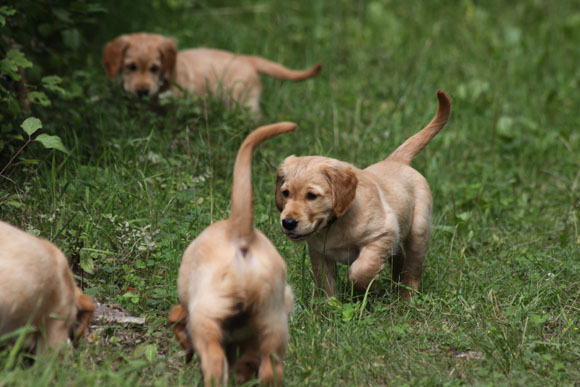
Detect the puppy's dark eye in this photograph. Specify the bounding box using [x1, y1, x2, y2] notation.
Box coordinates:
[306, 192, 317, 201]
[282, 190, 289, 198]
[126, 63, 137, 72]
[150, 65, 160, 73]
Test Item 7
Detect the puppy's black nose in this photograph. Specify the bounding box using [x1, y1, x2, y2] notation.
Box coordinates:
[282, 218, 298, 231]
[136, 89, 149, 98]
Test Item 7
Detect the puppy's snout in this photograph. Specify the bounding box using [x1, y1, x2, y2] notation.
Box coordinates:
[282, 218, 298, 231]
[136, 88, 150, 98]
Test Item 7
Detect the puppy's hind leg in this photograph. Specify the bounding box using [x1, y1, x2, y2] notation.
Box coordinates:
[190, 314, 227, 386]
[399, 194, 432, 298]
[257, 333, 286, 385]
[390, 251, 404, 287]
[256, 313, 288, 386]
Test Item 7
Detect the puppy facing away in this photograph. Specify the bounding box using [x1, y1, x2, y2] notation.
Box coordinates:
[170, 122, 296, 386]
[0, 221, 95, 353]
[103, 33, 321, 114]
[275, 91, 451, 298]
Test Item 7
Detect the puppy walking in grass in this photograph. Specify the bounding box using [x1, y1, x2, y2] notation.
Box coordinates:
[0, 221, 94, 354]
[275, 91, 451, 298]
[103, 33, 321, 114]
[169, 122, 296, 386]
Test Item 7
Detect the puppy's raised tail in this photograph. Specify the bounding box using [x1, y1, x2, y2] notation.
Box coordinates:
[230, 122, 297, 245]
[386, 90, 451, 165]
[243, 56, 322, 81]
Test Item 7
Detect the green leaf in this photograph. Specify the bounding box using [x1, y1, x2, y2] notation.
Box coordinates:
[133, 343, 157, 362]
[79, 250, 95, 274]
[21, 117, 42, 136]
[5, 49, 32, 68]
[530, 313, 550, 326]
[342, 305, 356, 322]
[62, 28, 81, 50]
[121, 291, 140, 304]
[0, 49, 32, 81]
[34, 134, 69, 154]
[456, 211, 472, 222]
[28, 91, 51, 107]
[144, 344, 157, 363]
[52, 9, 72, 23]
[0, 6, 16, 27]
[42, 75, 66, 96]
[0, 6, 17, 16]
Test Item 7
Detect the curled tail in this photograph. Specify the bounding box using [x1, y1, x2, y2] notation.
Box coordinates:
[387, 90, 452, 165]
[229, 122, 297, 243]
[243, 56, 322, 81]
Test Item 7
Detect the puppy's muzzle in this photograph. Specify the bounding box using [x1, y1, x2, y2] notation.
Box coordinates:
[136, 88, 150, 98]
[282, 218, 298, 231]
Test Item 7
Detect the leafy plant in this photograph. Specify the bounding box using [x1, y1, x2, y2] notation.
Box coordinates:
[0, 117, 68, 176]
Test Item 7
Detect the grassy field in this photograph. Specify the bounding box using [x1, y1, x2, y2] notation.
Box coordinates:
[1, 0, 579, 385]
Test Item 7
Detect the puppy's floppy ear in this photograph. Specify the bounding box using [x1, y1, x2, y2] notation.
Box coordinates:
[275, 170, 286, 211]
[324, 165, 358, 218]
[103, 35, 129, 77]
[160, 38, 178, 79]
[168, 305, 192, 355]
[74, 288, 95, 342]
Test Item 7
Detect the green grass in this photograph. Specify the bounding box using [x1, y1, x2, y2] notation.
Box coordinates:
[1, 0, 579, 385]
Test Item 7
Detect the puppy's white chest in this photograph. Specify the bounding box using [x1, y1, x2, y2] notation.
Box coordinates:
[327, 246, 360, 265]
[309, 238, 360, 265]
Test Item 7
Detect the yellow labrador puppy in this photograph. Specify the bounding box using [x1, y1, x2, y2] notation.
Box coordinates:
[275, 91, 451, 298]
[0, 221, 95, 353]
[171, 122, 296, 386]
[103, 33, 321, 114]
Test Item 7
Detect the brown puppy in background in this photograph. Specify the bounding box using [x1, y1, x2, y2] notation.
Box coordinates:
[275, 91, 451, 298]
[0, 221, 95, 353]
[170, 122, 296, 386]
[103, 33, 321, 114]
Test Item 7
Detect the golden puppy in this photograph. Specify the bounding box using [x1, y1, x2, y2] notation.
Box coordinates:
[275, 91, 451, 298]
[0, 221, 95, 353]
[103, 33, 321, 114]
[171, 122, 296, 386]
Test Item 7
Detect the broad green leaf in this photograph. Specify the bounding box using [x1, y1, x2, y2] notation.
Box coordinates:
[0, 6, 17, 16]
[21, 117, 42, 136]
[4, 49, 32, 68]
[62, 28, 81, 50]
[0, 6, 16, 27]
[121, 291, 140, 304]
[133, 343, 156, 362]
[28, 91, 51, 107]
[42, 75, 66, 96]
[144, 344, 157, 363]
[0, 49, 32, 81]
[79, 249, 95, 274]
[34, 134, 69, 154]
